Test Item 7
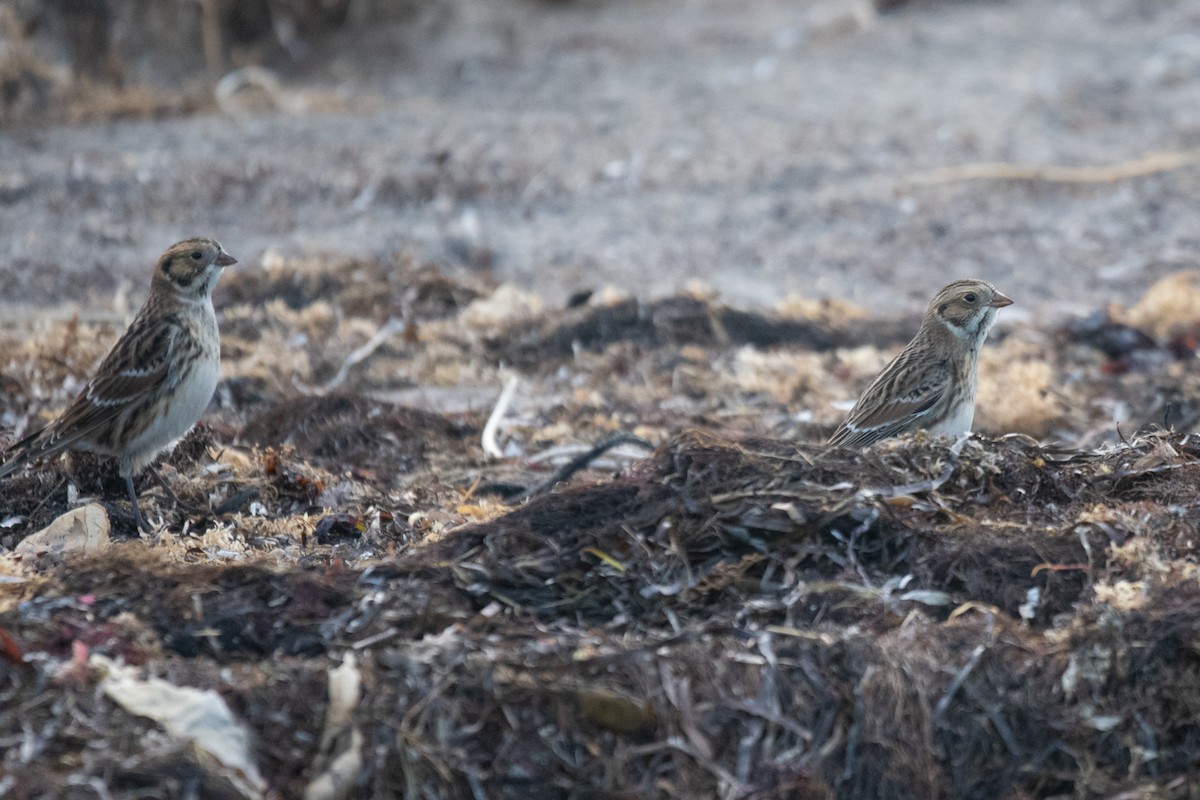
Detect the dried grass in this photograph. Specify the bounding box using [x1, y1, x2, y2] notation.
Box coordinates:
[975, 336, 1062, 438]
[1128, 270, 1200, 342]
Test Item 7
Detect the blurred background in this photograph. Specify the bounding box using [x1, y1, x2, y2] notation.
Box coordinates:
[2, 0, 1200, 318]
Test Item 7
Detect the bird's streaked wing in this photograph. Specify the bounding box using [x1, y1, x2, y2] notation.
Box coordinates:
[828, 349, 951, 449]
[0, 311, 178, 473]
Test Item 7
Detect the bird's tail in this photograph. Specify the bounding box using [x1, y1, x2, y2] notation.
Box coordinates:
[0, 427, 47, 479]
[0, 452, 26, 479]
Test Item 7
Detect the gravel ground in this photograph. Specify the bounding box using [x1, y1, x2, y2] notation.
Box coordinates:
[3, 0, 1200, 318]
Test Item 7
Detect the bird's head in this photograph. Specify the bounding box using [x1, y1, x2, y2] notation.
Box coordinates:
[926, 279, 1012, 343]
[151, 237, 237, 301]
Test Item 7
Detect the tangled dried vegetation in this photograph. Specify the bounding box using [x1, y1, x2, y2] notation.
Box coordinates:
[4, 257, 1200, 799]
[0, 0, 423, 126]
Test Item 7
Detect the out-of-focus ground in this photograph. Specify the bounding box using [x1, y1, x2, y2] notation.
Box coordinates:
[6, 1, 1200, 798]
[2, 0, 1200, 315]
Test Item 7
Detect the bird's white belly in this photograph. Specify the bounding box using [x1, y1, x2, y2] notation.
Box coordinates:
[928, 400, 975, 438]
[125, 358, 219, 470]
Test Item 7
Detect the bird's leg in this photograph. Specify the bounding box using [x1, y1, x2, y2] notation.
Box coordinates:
[125, 474, 150, 532]
[147, 465, 181, 506]
[146, 465, 205, 515]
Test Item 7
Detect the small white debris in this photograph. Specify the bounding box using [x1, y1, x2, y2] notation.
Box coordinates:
[303, 654, 364, 800]
[1018, 586, 1041, 621]
[95, 654, 267, 800]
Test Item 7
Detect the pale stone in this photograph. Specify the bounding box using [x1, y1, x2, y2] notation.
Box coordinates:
[460, 284, 544, 328]
[15, 504, 111, 558]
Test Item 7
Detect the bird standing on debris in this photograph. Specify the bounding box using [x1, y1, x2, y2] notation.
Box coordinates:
[828, 279, 1012, 449]
[0, 238, 237, 530]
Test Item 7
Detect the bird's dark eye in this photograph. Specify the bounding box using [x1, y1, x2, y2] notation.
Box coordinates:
[964, 293, 977, 303]
[190, 251, 203, 260]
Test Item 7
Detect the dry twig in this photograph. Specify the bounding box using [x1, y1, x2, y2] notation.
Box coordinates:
[905, 149, 1200, 186]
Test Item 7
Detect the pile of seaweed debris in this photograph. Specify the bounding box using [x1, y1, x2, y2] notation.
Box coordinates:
[3, 428, 1200, 798]
[4, 257, 1200, 798]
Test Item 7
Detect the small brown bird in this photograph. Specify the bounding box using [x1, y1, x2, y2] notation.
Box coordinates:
[828, 279, 1013, 449]
[0, 238, 236, 530]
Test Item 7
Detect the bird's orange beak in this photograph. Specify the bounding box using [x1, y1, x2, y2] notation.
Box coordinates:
[216, 252, 238, 267]
[990, 291, 1013, 308]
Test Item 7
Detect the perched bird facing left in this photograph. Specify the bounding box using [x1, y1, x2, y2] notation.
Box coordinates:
[828, 279, 1012, 449]
[0, 237, 237, 530]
